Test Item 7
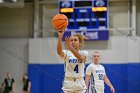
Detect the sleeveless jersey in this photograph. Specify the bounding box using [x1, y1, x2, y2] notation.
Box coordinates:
[86, 63, 106, 89]
[62, 50, 88, 78]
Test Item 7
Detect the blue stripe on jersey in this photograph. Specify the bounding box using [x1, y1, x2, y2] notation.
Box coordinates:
[64, 61, 66, 75]
[90, 73, 97, 93]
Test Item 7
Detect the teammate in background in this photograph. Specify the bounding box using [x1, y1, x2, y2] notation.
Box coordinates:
[57, 30, 88, 93]
[3, 72, 15, 93]
[85, 52, 115, 93]
[22, 73, 31, 93]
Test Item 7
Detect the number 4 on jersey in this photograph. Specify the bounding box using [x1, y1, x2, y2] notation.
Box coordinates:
[74, 65, 79, 73]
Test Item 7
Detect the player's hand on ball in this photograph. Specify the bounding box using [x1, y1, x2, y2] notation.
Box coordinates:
[57, 29, 65, 37]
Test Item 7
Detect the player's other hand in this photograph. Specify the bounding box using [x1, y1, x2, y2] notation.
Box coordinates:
[65, 36, 71, 49]
[110, 86, 115, 93]
[86, 89, 88, 93]
[28, 88, 30, 92]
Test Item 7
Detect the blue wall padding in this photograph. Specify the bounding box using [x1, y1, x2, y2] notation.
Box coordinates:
[127, 63, 140, 93]
[28, 63, 140, 93]
[104, 64, 128, 93]
[28, 64, 64, 93]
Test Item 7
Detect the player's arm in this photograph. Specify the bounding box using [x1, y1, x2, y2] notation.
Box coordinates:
[85, 65, 92, 93]
[104, 75, 115, 93]
[28, 81, 31, 91]
[69, 47, 86, 62]
[3, 79, 6, 89]
[85, 74, 91, 93]
[57, 30, 65, 58]
[12, 79, 15, 92]
[1, 82, 5, 91]
[65, 37, 86, 62]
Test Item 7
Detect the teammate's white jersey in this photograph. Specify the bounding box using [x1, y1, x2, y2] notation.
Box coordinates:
[62, 50, 88, 78]
[86, 63, 106, 89]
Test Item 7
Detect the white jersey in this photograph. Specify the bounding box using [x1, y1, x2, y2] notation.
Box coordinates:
[86, 63, 106, 89]
[62, 50, 88, 78]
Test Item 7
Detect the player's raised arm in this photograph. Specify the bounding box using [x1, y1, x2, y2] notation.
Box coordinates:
[57, 30, 65, 58]
[52, 14, 68, 58]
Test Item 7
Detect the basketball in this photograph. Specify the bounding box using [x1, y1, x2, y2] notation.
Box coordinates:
[52, 14, 68, 31]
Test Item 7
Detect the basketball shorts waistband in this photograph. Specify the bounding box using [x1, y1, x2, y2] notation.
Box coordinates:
[65, 77, 84, 81]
